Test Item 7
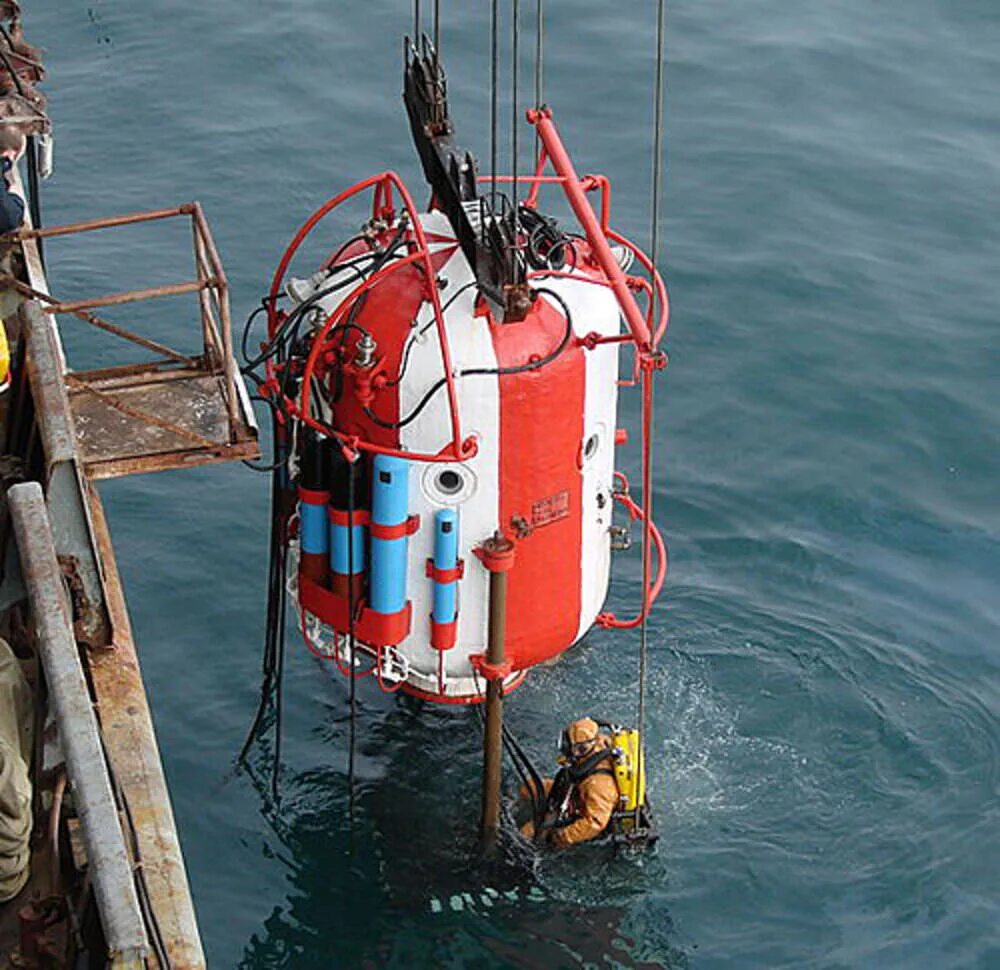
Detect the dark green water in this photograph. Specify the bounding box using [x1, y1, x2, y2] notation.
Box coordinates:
[29, 1, 999, 966]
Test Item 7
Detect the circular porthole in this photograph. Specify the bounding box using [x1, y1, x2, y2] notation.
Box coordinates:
[583, 433, 600, 461]
[437, 469, 463, 495]
[422, 462, 477, 506]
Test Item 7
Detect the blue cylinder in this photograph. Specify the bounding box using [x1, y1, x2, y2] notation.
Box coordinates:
[300, 499, 329, 556]
[329, 515, 365, 576]
[369, 455, 409, 614]
[432, 509, 459, 624]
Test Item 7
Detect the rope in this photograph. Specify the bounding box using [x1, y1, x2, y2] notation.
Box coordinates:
[534, 0, 544, 109]
[433, 0, 440, 54]
[636, 0, 668, 826]
[532, 0, 544, 194]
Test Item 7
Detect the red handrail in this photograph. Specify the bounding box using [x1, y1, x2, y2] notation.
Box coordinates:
[266, 171, 474, 462]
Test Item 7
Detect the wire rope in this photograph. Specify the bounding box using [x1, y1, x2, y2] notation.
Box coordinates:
[512, 0, 521, 258]
[490, 0, 499, 208]
[636, 0, 667, 827]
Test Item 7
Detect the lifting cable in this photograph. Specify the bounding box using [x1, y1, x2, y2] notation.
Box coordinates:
[534, 0, 544, 162]
[636, 0, 667, 826]
[490, 0, 499, 208]
[512, 0, 521, 254]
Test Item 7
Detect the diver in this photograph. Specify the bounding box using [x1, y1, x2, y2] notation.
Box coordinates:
[519, 717, 622, 847]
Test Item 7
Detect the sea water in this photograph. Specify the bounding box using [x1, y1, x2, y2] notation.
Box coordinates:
[28, 1, 999, 966]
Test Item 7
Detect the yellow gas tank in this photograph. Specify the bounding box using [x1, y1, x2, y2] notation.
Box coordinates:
[611, 728, 646, 812]
[0, 318, 9, 391]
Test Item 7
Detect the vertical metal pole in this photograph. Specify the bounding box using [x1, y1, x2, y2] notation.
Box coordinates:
[478, 534, 514, 852]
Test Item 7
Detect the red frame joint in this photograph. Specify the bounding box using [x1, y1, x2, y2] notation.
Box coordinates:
[640, 350, 668, 372]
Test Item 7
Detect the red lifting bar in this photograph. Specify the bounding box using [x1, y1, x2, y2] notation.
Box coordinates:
[528, 107, 653, 352]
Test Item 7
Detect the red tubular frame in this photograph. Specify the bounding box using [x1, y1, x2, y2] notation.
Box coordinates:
[266, 171, 474, 463]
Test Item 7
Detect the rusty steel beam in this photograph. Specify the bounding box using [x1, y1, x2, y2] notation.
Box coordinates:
[85, 486, 207, 969]
[7, 482, 149, 964]
[42, 278, 211, 316]
[190, 203, 240, 437]
[9, 204, 190, 240]
[21, 301, 111, 647]
[83, 438, 260, 481]
[1, 274, 197, 365]
[68, 362, 208, 387]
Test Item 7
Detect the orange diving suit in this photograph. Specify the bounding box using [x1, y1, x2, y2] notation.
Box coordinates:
[520, 717, 620, 847]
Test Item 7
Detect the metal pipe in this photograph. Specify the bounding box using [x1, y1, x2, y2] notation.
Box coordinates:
[1, 275, 197, 365]
[191, 204, 240, 435]
[528, 108, 653, 350]
[479, 535, 514, 852]
[8, 482, 148, 963]
[10, 204, 189, 240]
[42, 279, 209, 315]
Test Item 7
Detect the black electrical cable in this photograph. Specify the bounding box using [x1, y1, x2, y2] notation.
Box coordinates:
[240, 254, 375, 372]
[236, 415, 290, 769]
[238, 221, 413, 783]
[241, 395, 289, 472]
[472, 673, 549, 839]
[98, 735, 173, 969]
[386, 278, 480, 390]
[346, 453, 358, 825]
[240, 225, 408, 377]
[363, 286, 574, 431]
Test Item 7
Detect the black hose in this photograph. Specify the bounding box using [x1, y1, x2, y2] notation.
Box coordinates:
[363, 285, 574, 431]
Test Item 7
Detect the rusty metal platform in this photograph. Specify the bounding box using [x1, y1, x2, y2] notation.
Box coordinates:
[68, 366, 258, 479]
[8, 202, 260, 480]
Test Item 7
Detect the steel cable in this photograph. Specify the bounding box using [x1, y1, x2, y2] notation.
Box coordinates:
[636, 0, 668, 827]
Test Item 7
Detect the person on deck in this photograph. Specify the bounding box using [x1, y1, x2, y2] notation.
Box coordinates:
[0, 125, 25, 393]
[519, 716, 620, 847]
[0, 126, 26, 233]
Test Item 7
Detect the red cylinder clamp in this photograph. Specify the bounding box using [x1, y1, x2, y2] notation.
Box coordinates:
[430, 618, 459, 651]
[369, 514, 420, 541]
[425, 558, 465, 583]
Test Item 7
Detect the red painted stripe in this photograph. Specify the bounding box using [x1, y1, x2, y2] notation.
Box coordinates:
[490, 293, 585, 669]
[331, 244, 457, 450]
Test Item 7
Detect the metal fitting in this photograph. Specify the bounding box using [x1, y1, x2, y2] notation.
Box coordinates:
[353, 333, 377, 368]
[610, 525, 632, 552]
